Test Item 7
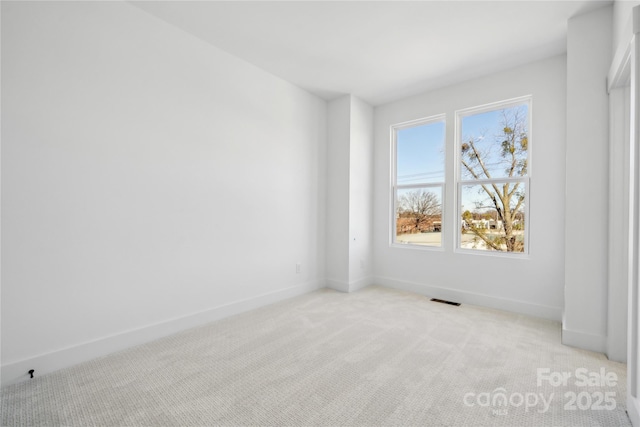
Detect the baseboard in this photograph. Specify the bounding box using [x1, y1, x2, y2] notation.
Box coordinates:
[628, 393, 640, 427]
[325, 276, 373, 293]
[561, 326, 607, 354]
[606, 335, 627, 363]
[326, 278, 349, 292]
[1, 280, 322, 387]
[349, 276, 373, 292]
[374, 276, 563, 321]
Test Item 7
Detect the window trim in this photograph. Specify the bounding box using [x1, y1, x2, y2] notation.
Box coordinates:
[454, 96, 532, 256]
[390, 114, 446, 250]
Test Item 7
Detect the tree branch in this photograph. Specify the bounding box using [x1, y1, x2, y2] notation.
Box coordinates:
[467, 226, 503, 251]
[468, 140, 492, 179]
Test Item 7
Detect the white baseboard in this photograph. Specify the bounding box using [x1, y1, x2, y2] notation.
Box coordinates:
[374, 276, 563, 321]
[561, 326, 607, 354]
[1, 280, 321, 387]
[326, 278, 349, 292]
[628, 394, 640, 427]
[325, 279, 349, 292]
[606, 334, 627, 363]
[349, 276, 373, 292]
[325, 276, 373, 293]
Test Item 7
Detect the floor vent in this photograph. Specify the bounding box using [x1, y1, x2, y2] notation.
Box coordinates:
[430, 298, 461, 306]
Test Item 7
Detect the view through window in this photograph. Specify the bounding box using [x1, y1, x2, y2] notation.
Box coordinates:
[458, 98, 530, 253]
[390, 97, 530, 254]
[393, 117, 445, 247]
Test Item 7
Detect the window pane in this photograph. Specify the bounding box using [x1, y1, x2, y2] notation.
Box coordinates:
[460, 103, 528, 180]
[460, 182, 525, 252]
[396, 187, 442, 247]
[397, 121, 445, 185]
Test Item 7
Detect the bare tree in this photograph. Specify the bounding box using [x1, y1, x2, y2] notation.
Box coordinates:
[460, 106, 527, 252]
[398, 189, 441, 233]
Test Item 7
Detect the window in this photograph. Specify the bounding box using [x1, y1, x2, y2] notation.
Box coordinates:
[457, 97, 530, 254]
[389, 97, 531, 255]
[392, 116, 445, 248]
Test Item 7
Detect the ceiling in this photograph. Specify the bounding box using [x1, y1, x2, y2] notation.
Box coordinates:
[131, 1, 612, 106]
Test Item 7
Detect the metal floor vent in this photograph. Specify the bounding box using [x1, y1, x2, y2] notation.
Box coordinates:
[430, 298, 461, 306]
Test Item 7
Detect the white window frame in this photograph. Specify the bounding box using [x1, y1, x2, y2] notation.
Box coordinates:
[454, 96, 532, 256]
[390, 114, 446, 250]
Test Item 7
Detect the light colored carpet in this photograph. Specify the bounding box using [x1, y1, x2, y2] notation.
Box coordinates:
[1, 286, 630, 426]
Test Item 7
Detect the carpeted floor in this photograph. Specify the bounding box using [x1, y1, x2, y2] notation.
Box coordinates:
[1, 286, 631, 426]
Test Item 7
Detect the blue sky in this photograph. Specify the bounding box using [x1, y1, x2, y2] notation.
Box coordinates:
[396, 120, 445, 185]
[460, 104, 529, 179]
[396, 104, 528, 185]
[460, 104, 528, 213]
[396, 103, 528, 214]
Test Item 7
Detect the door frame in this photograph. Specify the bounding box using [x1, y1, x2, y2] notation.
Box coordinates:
[608, 6, 640, 426]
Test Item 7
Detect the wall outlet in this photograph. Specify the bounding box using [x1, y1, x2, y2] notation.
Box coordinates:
[296, 263, 301, 274]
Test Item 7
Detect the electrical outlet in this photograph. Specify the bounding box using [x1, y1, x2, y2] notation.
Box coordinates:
[296, 263, 301, 274]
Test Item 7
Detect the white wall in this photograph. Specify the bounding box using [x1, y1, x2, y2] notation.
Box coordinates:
[348, 97, 374, 290]
[1, 1, 326, 385]
[326, 96, 351, 289]
[326, 95, 374, 292]
[608, 86, 630, 363]
[614, 0, 640, 52]
[373, 55, 567, 320]
[564, 6, 613, 353]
